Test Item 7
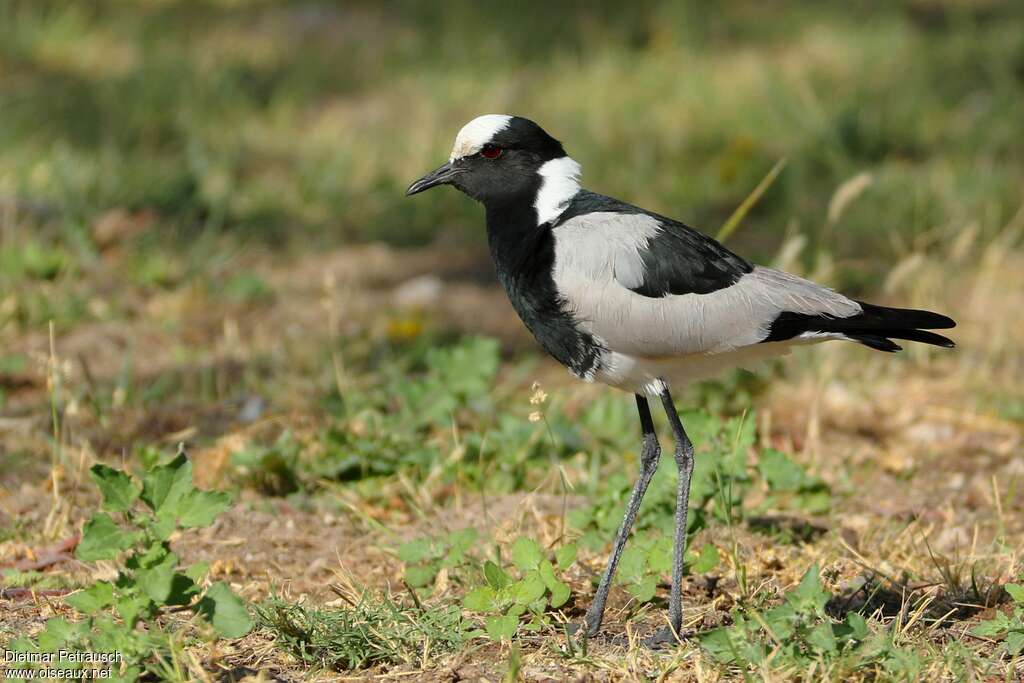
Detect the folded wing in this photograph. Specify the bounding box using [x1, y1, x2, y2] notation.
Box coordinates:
[550, 204, 954, 358]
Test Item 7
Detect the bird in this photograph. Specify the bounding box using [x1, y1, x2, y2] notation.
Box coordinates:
[406, 114, 956, 646]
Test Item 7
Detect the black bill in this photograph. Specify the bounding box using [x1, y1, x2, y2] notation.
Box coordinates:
[406, 161, 461, 196]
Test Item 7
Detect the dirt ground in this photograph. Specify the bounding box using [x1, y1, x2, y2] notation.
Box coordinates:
[1, 240, 1022, 681]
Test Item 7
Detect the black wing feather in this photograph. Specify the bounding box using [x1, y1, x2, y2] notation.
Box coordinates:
[764, 301, 956, 352]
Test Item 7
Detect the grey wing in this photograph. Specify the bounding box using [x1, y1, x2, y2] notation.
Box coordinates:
[550, 212, 861, 356]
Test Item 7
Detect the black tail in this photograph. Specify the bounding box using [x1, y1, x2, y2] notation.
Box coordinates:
[765, 302, 956, 352]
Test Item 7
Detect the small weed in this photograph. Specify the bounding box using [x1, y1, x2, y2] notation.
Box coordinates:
[972, 579, 1024, 656]
[7, 452, 251, 681]
[373, 336, 500, 432]
[0, 239, 70, 281]
[396, 528, 579, 642]
[614, 534, 719, 603]
[700, 565, 919, 678]
[398, 528, 480, 589]
[318, 337, 504, 481]
[462, 537, 577, 641]
[757, 449, 832, 515]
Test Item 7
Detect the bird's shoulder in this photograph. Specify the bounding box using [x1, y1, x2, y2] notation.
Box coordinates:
[551, 190, 753, 297]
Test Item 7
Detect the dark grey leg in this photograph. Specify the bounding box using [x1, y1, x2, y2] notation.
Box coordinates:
[645, 385, 695, 647]
[583, 394, 661, 636]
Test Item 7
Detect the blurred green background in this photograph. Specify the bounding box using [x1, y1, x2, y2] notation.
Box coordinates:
[1, 0, 1022, 284]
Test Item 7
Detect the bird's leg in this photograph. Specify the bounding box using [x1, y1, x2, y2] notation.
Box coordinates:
[582, 394, 661, 637]
[645, 385, 695, 648]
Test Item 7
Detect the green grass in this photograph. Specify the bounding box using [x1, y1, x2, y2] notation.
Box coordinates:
[256, 589, 473, 672]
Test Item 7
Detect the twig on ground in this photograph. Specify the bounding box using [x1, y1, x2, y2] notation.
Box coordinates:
[1, 533, 80, 572]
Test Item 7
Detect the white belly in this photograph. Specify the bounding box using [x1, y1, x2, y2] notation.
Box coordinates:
[591, 341, 802, 395]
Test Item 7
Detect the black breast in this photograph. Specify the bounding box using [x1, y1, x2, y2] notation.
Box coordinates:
[484, 201, 604, 379]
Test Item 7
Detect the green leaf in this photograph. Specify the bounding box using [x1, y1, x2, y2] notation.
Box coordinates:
[787, 564, 828, 615]
[147, 512, 176, 541]
[447, 528, 478, 553]
[699, 627, 740, 664]
[116, 593, 152, 626]
[141, 453, 193, 514]
[37, 618, 77, 650]
[131, 539, 171, 569]
[513, 572, 547, 605]
[762, 603, 798, 641]
[798, 489, 832, 514]
[758, 449, 806, 492]
[484, 560, 510, 589]
[178, 489, 232, 528]
[526, 597, 547, 614]
[404, 564, 436, 588]
[185, 561, 210, 582]
[807, 623, 837, 653]
[555, 543, 577, 570]
[688, 544, 719, 574]
[646, 536, 673, 575]
[1005, 583, 1024, 604]
[972, 614, 1010, 637]
[549, 581, 571, 608]
[844, 612, 869, 640]
[65, 581, 115, 614]
[398, 538, 432, 564]
[166, 572, 200, 606]
[196, 582, 252, 638]
[510, 537, 543, 571]
[463, 586, 498, 612]
[77, 512, 136, 561]
[485, 614, 518, 641]
[1006, 630, 1024, 655]
[90, 464, 139, 513]
[537, 559, 559, 591]
[617, 546, 647, 583]
[625, 575, 658, 602]
[137, 551, 178, 603]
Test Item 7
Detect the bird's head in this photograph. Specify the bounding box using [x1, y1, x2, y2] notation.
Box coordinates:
[406, 114, 581, 225]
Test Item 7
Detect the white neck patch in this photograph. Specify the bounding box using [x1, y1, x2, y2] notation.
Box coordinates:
[534, 156, 581, 225]
[449, 114, 512, 161]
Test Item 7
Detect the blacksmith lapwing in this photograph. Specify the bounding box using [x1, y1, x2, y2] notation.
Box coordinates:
[407, 114, 956, 646]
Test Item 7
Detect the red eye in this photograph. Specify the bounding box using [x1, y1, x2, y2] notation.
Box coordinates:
[480, 145, 502, 159]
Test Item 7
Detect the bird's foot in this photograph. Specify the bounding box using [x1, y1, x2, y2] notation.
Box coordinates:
[565, 618, 600, 640]
[642, 625, 689, 649]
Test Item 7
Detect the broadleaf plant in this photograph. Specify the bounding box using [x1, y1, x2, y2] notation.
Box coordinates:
[698, 564, 919, 675]
[6, 450, 251, 681]
[461, 536, 577, 640]
[971, 579, 1024, 656]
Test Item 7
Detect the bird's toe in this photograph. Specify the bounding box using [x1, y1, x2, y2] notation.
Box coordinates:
[565, 619, 602, 640]
[642, 625, 688, 649]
